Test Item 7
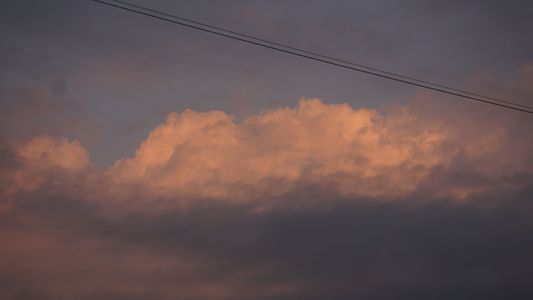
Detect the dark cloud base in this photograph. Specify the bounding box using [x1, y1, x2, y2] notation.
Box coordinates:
[1, 183, 533, 300]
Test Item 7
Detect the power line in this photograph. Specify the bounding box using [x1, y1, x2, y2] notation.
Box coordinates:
[92, 0, 533, 114]
[106, 0, 533, 111]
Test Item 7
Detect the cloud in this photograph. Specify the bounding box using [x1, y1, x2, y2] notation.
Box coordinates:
[1, 69, 532, 299]
[111, 98, 450, 199]
[1, 182, 532, 300]
[106, 97, 530, 203]
[16, 135, 89, 171]
[1, 88, 526, 206]
[0, 136, 89, 208]
[3, 93, 532, 210]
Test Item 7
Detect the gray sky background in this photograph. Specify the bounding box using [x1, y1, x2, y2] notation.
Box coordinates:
[2, 0, 532, 164]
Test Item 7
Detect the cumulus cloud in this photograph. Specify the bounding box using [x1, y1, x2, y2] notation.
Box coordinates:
[1, 73, 532, 299]
[104, 97, 529, 202]
[1, 136, 89, 209]
[16, 135, 89, 171]
[111, 98, 450, 199]
[3, 95, 532, 209]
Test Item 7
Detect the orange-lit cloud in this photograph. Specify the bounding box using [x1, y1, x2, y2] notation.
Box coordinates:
[1, 136, 89, 207]
[109, 98, 452, 199]
[16, 135, 89, 171]
[4, 96, 530, 210]
[110, 96, 533, 202]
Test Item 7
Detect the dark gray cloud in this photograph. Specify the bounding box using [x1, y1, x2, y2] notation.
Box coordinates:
[1, 179, 533, 299]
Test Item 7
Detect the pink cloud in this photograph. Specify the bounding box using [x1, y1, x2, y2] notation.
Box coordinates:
[3, 70, 532, 209]
[109, 98, 454, 200]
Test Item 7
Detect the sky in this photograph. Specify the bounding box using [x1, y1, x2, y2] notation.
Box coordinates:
[1, 0, 533, 299]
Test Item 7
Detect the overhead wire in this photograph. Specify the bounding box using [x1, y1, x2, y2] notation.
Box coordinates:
[92, 0, 533, 114]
